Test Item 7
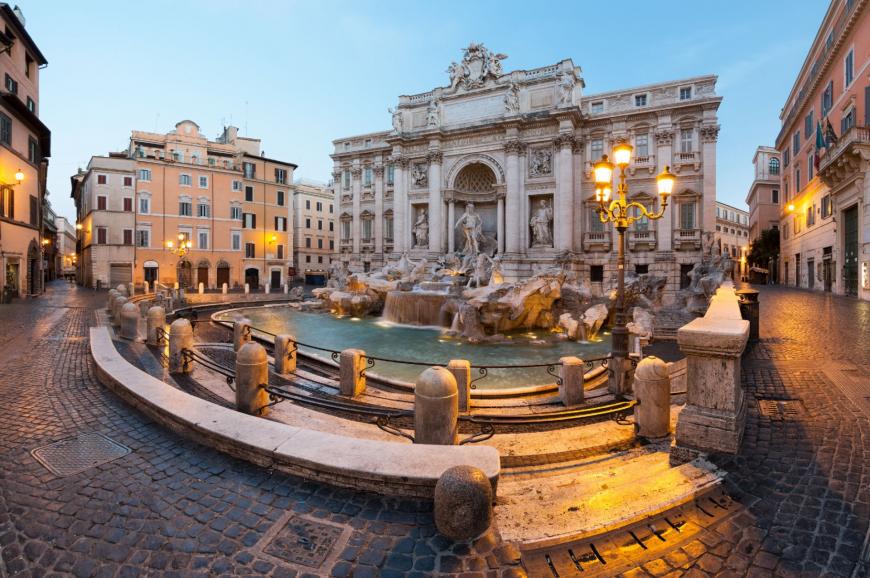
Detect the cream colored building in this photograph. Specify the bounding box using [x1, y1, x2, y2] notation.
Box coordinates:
[332, 44, 721, 296]
[292, 178, 334, 285]
[0, 4, 50, 298]
[746, 146, 781, 242]
[74, 121, 298, 290]
[54, 215, 76, 278]
[714, 201, 750, 280]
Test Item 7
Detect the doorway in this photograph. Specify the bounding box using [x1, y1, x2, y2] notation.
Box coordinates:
[244, 267, 259, 290]
[807, 258, 815, 290]
[216, 263, 230, 288]
[144, 260, 158, 286]
[176, 260, 193, 288]
[270, 269, 281, 290]
[843, 205, 859, 295]
[197, 263, 209, 288]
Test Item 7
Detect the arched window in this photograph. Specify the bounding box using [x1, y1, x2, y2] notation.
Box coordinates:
[769, 157, 780, 175]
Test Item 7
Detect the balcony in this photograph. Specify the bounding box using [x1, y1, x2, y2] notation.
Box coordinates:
[628, 154, 656, 176]
[673, 228, 701, 250]
[583, 231, 612, 252]
[672, 151, 700, 173]
[628, 229, 656, 251]
[818, 126, 870, 189]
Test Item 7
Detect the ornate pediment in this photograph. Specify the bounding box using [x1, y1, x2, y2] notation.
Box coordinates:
[446, 43, 507, 92]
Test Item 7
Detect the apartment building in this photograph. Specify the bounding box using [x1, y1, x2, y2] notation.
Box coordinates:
[0, 4, 50, 298]
[54, 215, 76, 278]
[73, 121, 298, 290]
[292, 178, 335, 285]
[776, 0, 870, 298]
[714, 201, 750, 280]
[746, 146, 781, 242]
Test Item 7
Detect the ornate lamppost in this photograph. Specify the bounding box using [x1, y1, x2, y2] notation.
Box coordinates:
[592, 143, 676, 394]
[166, 233, 193, 288]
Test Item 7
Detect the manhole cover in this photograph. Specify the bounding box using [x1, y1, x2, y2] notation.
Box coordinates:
[31, 432, 131, 477]
[757, 399, 804, 420]
[264, 516, 344, 568]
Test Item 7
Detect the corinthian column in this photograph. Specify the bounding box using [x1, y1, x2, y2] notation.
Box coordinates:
[555, 134, 575, 251]
[654, 129, 674, 251]
[427, 150, 443, 253]
[504, 140, 523, 254]
[351, 167, 362, 255]
[373, 164, 384, 256]
[700, 125, 719, 236]
[393, 156, 408, 254]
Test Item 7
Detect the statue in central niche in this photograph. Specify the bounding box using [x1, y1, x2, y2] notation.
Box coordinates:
[413, 208, 429, 248]
[529, 198, 553, 247]
[454, 203, 483, 255]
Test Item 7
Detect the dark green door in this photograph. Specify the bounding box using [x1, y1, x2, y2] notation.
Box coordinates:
[843, 205, 859, 296]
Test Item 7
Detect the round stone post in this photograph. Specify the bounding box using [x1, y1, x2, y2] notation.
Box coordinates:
[559, 356, 585, 407]
[146, 306, 166, 346]
[339, 348, 367, 397]
[168, 318, 193, 374]
[112, 296, 128, 326]
[434, 465, 493, 541]
[116, 284, 129, 297]
[634, 356, 671, 439]
[120, 302, 139, 340]
[236, 342, 270, 416]
[414, 366, 458, 445]
[107, 289, 118, 312]
[283, 283, 289, 294]
[144, 281, 150, 294]
[244, 283, 250, 295]
[447, 359, 471, 413]
[198, 282, 204, 295]
[222, 282, 228, 294]
[274, 334, 297, 374]
[233, 318, 252, 352]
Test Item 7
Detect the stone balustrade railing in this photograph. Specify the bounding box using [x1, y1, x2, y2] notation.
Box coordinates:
[670, 281, 749, 464]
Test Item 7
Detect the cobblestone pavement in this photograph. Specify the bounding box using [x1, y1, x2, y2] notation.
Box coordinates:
[0, 282, 524, 578]
[621, 285, 870, 578]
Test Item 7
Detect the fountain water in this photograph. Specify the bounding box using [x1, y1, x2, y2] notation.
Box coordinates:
[382, 291, 450, 326]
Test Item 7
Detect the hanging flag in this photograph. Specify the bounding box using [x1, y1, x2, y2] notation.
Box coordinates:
[816, 121, 825, 150]
[825, 119, 839, 146]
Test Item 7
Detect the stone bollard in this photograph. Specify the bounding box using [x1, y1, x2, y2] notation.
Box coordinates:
[447, 359, 472, 413]
[116, 284, 129, 297]
[112, 296, 128, 325]
[236, 342, 270, 416]
[339, 348, 367, 397]
[414, 366, 458, 445]
[222, 283, 228, 294]
[233, 318, 252, 352]
[559, 356, 585, 407]
[198, 282, 204, 295]
[168, 318, 193, 374]
[434, 465, 493, 541]
[146, 306, 166, 346]
[634, 356, 671, 439]
[127, 282, 135, 297]
[244, 283, 250, 295]
[265, 284, 270, 294]
[144, 281, 150, 294]
[173, 282, 179, 290]
[120, 302, 139, 340]
[107, 289, 118, 311]
[274, 334, 297, 374]
[283, 283, 289, 294]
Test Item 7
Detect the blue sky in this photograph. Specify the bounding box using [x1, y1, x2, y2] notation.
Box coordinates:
[24, 0, 827, 221]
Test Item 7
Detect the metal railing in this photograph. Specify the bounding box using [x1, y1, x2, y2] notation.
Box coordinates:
[181, 347, 235, 390]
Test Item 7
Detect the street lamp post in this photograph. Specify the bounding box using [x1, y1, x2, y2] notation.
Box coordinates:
[166, 233, 193, 288]
[592, 143, 676, 395]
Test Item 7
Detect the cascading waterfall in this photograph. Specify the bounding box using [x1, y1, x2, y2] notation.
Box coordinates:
[382, 291, 450, 326]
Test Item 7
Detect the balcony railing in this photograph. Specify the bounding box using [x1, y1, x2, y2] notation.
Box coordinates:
[583, 231, 611, 252]
[819, 125, 869, 173]
[673, 228, 701, 250]
[628, 154, 656, 176]
[628, 229, 656, 250]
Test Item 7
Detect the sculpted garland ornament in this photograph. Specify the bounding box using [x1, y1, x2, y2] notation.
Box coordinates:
[447, 43, 508, 91]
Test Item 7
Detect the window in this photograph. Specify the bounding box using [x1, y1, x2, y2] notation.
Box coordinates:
[387, 164, 395, 185]
[26, 96, 34, 113]
[341, 220, 351, 240]
[277, 244, 284, 259]
[769, 158, 780, 175]
[231, 231, 242, 251]
[634, 94, 647, 107]
[245, 243, 255, 258]
[772, 189, 779, 204]
[821, 195, 832, 218]
[806, 205, 815, 228]
[680, 129, 693, 153]
[318, 256, 323, 264]
[97, 196, 107, 211]
[363, 167, 372, 186]
[197, 202, 210, 218]
[329, 222, 334, 232]
[329, 204, 333, 214]
[845, 49, 854, 87]
[277, 190, 285, 206]
[792, 132, 800, 156]
[0, 112, 10, 145]
[245, 186, 254, 202]
[344, 142, 350, 151]
[275, 216, 287, 231]
[306, 255, 311, 263]
[317, 238, 323, 249]
[230, 205, 242, 220]
[342, 170, 350, 190]
[590, 138, 604, 161]
[198, 231, 209, 249]
[588, 209, 605, 232]
[97, 174, 107, 185]
[123, 198, 133, 212]
[136, 229, 150, 248]
[590, 265, 604, 282]
[25, 53, 32, 78]
[305, 217, 311, 229]
[29, 194, 36, 225]
[243, 213, 256, 229]
[783, 148, 790, 168]
[316, 201, 323, 211]
[364, 138, 372, 148]
[123, 229, 133, 246]
[5, 73, 17, 94]
[821, 80, 834, 117]
[179, 174, 192, 186]
[232, 180, 242, 192]
[804, 111, 813, 142]
[275, 168, 287, 184]
[139, 196, 150, 214]
[329, 240, 335, 250]
[27, 137, 38, 163]
[243, 162, 255, 179]
[318, 220, 323, 230]
[679, 87, 692, 100]
[179, 200, 192, 216]
[807, 151, 814, 180]
[96, 227, 107, 244]
[199, 176, 208, 189]
[305, 237, 312, 248]
[635, 134, 649, 157]
[590, 101, 604, 113]
[305, 199, 311, 210]
[841, 107, 856, 134]
[138, 169, 151, 181]
[795, 163, 802, 191]
[679, 201, 696, 229]
[794, 215, 801, 234]
[362, 218, 372, 240]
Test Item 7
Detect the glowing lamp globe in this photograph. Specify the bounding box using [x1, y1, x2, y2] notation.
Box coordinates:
[593, 155, 614, 186]
[656, 166, 675, 200]
[612, 143, 633, 167]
